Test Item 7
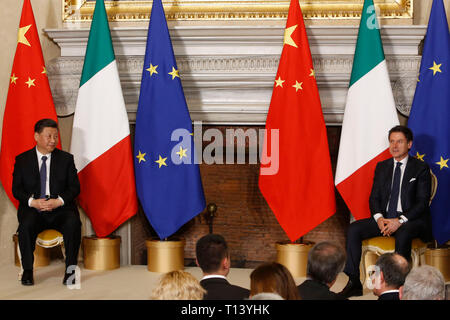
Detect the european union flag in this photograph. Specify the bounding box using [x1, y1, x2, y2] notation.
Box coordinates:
[408, 0, 450, 244]
[134, 0, 205, 239]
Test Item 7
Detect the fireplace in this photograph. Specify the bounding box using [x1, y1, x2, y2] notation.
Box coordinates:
[129, 125, 350, 267]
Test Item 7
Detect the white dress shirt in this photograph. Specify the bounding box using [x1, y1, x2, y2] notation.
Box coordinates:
[374, 156, 409, 223]
[28, 147, 64, 207]
[381, 289, 400, 295]
[201, 275, 227, 281]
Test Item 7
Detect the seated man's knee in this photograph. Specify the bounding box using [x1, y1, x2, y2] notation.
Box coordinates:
[18, 216, 39, 233]
[347, 220, 367, 240]
[395, 227, 414, 244]
[61, 214, 81, 231]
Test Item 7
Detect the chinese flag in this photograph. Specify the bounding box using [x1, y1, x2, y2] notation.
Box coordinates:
[0, 0, 60, 208]
[259, 0, 336, 242]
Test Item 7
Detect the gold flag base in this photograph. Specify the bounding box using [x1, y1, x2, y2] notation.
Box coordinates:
[13, 234, 50, 267]
[425, 248, 450, 282]
[276, 241, 314, 278]
[146, 238, 185, 273]
[83, 236, 121, 270]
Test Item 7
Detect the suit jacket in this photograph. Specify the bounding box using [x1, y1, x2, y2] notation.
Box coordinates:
[378, 291, 399, 301]
[297, 279, 347, 300]
[12, 147, 80, 215]
[200, 277, 250, 300]
[369, 156, 431, 225]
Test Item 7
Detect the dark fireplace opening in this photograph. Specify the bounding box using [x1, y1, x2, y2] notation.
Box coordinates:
[130, 125, 350, 268]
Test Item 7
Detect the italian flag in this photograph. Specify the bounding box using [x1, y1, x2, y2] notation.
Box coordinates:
[335, 0, 399, 220]
[70, 0, 138, 237]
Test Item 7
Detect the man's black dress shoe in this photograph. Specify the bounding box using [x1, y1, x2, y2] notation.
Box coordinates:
[63, 268, 76, 285]
[21, 270, 34, 286]
[338, 279, 363, 298]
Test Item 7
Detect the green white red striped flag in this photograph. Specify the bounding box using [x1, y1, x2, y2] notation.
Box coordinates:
[335, 0, 399, 220]
[70, 0, 137, 236]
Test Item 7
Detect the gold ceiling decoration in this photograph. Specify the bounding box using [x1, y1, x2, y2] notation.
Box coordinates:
[63, 0, 413, 22]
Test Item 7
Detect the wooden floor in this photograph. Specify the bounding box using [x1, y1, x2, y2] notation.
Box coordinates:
[0, 261, 379, 300]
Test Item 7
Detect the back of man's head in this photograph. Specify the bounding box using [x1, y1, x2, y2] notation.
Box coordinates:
[196, 234, 228, 274]
[306, 241, 345, 285]
[401, 265, 445, 300]
[376, 253, 410, 290]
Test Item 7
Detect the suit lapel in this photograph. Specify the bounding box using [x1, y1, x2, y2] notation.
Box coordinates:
[30, 148, 40, 177]
[385, 159, 394, 199]
[49, 148, 59, 197]
[401, 157, 415, 201]
[28, 148, 41, 196]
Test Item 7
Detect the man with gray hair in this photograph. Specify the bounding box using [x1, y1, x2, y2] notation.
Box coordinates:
[297, 241, 347, 300]
[400, 265, 445, 300]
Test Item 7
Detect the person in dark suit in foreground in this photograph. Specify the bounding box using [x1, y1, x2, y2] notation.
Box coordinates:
[196, 234, 249, 300]
[371, 253, 410, 300]
[13, 119, 81, 286]
[339, 125, 432, 298]
[297, 241, 347, 300]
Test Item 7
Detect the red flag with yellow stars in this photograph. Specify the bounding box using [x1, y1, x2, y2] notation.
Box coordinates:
[259, 0, 336, 242]
[0, 0, 60, 208]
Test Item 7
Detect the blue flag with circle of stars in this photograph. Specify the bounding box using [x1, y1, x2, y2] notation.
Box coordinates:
[134, 0, 205, 239]
[408, 0, 450, 245]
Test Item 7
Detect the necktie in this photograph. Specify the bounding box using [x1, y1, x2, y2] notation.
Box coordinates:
[40, 156, 48, 199]
[387, 161, 402, 218]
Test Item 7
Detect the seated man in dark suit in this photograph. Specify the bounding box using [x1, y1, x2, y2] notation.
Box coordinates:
[371, 253, 410, 300]
[13, 119, 81, 286]
[297, 241, 347, 300]
[196, 234, 249, 300]
[339, 125, 432, 298]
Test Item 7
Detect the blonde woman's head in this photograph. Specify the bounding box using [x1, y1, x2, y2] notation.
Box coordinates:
[151, 270, 206, 300]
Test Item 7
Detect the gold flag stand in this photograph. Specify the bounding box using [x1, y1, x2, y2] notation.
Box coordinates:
[146, 238, 185, 273]
[83, 235, 121, 270]
[276, 241, 314, 278]
[425, 247, 450, 282]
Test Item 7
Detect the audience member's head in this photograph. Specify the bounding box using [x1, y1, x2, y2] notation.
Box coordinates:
[196, 234, 230, 276]
[372, 253, 409, 297]
[250, 292, 284, 300]
[306, 241, 346, 287]
[151, 270, 206, 300]
[400, 265, 445, 300]
[250, 262, 300, 300]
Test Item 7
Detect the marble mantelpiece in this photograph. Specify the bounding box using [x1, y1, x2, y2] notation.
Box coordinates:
[45, 25, 426, 124]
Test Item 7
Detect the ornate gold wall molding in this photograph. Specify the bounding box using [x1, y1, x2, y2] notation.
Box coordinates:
[63, 0, 413, 22]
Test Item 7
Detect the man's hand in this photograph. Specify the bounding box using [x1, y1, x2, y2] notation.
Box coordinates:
[381, 218, 401, 236]
[42, 199, 63, 211]
[30, 198, 63, 212]
[377, 217, 386, 232]
[30, 199, 48, 211]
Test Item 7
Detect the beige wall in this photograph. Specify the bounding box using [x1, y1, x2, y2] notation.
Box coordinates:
[415, 0, 450, 25]
[0, 0, 449, 267]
